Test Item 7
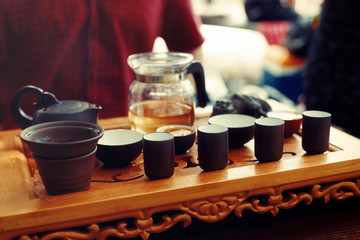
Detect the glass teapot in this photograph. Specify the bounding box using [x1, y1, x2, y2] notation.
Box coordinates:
[127, 52, 208, 134]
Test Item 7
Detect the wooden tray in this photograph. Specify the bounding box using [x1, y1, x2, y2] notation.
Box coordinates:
[1, 105, 360, 240]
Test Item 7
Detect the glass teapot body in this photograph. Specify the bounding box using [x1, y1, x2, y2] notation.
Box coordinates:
[127, 52, 207, 134]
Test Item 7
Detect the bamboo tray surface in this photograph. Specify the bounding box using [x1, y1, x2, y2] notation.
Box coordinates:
[1, 102, 360, 238]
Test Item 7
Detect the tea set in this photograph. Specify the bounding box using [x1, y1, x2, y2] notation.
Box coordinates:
[13, 52, 329, 195]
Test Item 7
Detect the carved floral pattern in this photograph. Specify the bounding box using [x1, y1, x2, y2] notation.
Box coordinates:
[234, 190, 313, 217]
[19, 224, 100, 240]
[98, 213, 191, 240]
[19, 179, 360, 240]
[180, 192, 249, 222]
[312, 179, 360, 203]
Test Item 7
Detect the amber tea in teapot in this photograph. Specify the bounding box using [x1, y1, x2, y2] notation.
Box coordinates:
[127, 52, 207, 134]
[128, 99, 194, 134]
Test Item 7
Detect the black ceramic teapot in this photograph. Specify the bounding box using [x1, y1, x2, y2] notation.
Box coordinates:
[11, 85, 101, 129]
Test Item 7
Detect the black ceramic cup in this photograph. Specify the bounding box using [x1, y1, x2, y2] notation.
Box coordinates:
[197, 124, 229, 172]
[302, 110, 331, 155]
[255, 117, 284, 163]
[143, 132, 175, 180]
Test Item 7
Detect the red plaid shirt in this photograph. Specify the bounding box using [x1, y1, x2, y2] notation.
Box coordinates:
[0, 0, 204, 130]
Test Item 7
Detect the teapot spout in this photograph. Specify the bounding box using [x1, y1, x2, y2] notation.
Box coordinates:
[91, 104, 102, 111]
[87, 104, 102, 123]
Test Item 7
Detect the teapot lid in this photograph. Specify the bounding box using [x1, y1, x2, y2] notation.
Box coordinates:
[127, 52, 193, 75]
[40, 100, 94, 114]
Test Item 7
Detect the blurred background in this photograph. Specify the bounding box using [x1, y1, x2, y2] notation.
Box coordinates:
[154, 0, 324, 110]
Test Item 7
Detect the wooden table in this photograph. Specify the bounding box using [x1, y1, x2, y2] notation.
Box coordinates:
[1, 104, 360, 240]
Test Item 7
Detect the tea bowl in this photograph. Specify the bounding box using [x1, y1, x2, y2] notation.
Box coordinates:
[96, 129, 143, 168]
[33, 147, 97, 195]
[20, 121, 104, 159]
[208, 114, 255, 148]
[156, 125, 196, 155]
[266, 111, 302, 137]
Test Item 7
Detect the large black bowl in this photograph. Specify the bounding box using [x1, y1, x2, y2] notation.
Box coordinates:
[96, 129, 143, 168]
[208, 114, 255, 148]
[20, 121, 104, 159]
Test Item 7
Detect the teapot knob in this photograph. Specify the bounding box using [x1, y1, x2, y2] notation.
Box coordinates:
[11, 85, 60, 129]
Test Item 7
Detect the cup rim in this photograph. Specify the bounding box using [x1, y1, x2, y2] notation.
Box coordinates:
[266, 111, 302, 121]
[143, 132, 174, 142]
[208, 114, 255, 129]
[156, 124, 196, 137]
[97, 129, 143, 146]
[255, 117, 285, 127]
[303, 110, 331, 118]
[198, 124, 228, 134]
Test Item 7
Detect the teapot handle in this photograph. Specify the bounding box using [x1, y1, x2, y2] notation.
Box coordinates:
[187, 61, 208, 107]
[11, 85, 60, 129]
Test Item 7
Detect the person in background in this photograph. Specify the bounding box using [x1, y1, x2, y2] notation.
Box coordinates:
[244, 0, 299, 22]
[0, 0, 204, 130]
[304, 0, 360, 138]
